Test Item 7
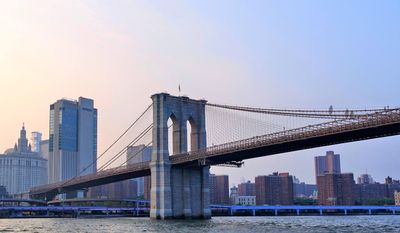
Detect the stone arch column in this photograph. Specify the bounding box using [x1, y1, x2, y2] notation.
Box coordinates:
[150, 93, 210, 219]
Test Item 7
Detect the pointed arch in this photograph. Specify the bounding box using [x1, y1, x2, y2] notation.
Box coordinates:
[167, 113, 180, 156]
[187, 116, 199, 152]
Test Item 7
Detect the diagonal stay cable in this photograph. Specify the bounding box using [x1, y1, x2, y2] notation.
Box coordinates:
[97, 123, 153, 172]
[105, 141, 153, 179]
[109, 123, 175, 174]
[59, 123, 153, 189]
[59, 104, 152, 188]
[92, 103, 152, 171]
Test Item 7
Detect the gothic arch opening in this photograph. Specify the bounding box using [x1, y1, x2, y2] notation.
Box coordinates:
[167, 114, 178, 156]
[187, 116, 198, 152]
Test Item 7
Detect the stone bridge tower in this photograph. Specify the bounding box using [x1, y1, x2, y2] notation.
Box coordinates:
[150, 93, 211, 219]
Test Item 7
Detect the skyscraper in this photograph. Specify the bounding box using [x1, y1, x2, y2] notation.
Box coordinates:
[314, 151, 341, 179]
[315, 151, 353, 205]
[353, 183, 387, 205]
[40, 139, 49, 161]
[317, 173, 355, 205]
[209, 174, 229, 205]
[48, 97, 97, 198]
[255, 172, 294, 205]
[238, 181, 255, 196]
[31, 132, 42, 153]
[314, 156, 327, 177]
[326, 151, 341, 174]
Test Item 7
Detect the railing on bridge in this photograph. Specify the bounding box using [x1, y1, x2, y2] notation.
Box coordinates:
[170, 108, 400, 165]
[30, 162, 150, 195]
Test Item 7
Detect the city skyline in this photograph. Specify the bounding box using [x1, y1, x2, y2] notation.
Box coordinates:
[1, 1, 400, 186]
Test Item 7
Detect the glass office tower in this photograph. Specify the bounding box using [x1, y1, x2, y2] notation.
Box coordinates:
[48, 97, 97, 198]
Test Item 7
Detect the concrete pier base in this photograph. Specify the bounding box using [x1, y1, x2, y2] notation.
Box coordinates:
[150, 93, 210, 220]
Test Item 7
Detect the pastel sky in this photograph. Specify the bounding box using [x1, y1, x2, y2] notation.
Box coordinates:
[1, 1, 399, 186]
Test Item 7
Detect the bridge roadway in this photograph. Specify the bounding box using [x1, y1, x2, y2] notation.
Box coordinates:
[30, 109, 400, 199]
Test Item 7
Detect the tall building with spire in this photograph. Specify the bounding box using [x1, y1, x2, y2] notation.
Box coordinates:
[48, 97, 97, 198]
[0, 124, 48, 194]
[18, 123, 29, 152]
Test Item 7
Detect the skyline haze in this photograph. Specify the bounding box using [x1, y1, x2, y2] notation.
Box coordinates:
[1, 1, 399, 186]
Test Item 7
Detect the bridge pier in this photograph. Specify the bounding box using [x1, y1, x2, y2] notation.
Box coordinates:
[150, 93, 210, 220]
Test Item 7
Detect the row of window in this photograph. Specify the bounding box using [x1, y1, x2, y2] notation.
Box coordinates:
[0, 159, 43, 167]
[49, 104, 97, 152]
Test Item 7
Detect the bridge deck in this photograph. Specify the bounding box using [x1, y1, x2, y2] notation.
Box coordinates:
[30, 110, 400, 198]
[171, 109, 400, 165]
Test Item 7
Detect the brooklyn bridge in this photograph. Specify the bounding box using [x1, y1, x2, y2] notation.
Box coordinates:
[30, 93, 400, 219]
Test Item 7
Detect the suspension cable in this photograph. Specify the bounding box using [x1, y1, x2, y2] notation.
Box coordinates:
[206, 103, 398, 119]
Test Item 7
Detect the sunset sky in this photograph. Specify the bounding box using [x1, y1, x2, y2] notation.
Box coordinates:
[1, 1, 399, 185]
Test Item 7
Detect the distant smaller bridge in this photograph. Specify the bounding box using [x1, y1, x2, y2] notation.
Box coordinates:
[48, 198, 149, 207]
[0, 198, 47, 206]
[211, 205, 400, 216]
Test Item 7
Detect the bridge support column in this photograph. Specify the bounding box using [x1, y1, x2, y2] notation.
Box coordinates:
[150, 161, 172, 219]
[150, 93, 210, 220]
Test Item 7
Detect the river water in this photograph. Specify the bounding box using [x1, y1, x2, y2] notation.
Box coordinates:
[0, 216, 399, 233]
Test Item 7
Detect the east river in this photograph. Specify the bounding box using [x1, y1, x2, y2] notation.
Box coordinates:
[1, 216, 399, 232]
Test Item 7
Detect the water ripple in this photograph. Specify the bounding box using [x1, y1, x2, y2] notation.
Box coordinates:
[0, 216, 399, 233]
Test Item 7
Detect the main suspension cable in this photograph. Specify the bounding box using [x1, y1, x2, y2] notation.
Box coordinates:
[206, 103, 398, 119]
